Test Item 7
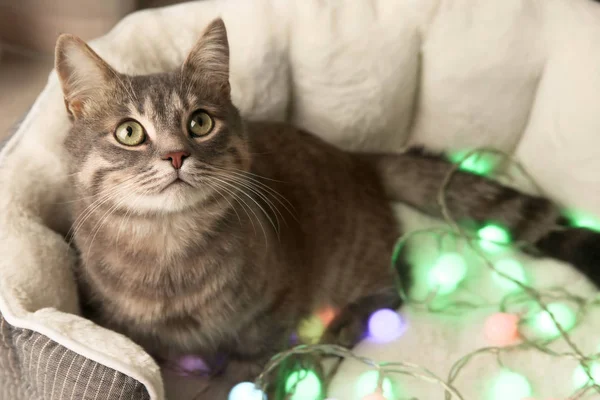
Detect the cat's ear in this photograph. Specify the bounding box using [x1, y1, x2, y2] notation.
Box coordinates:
[182, 18, 230, 97]
[55, 34, 117, 118]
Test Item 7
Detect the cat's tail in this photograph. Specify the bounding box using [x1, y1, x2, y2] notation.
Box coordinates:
[359, 148, 600, 287]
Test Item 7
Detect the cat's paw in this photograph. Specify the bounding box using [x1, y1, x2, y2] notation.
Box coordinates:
[535, 227, 600, 288]
[319, 307, 368, 348]
[319, 288, 402, 348]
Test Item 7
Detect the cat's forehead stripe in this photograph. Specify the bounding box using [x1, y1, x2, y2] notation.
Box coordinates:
[127, 101, 158, 141]
[143, 96, 157, 119]
[122, 74, 226, 143]
[170, 90, 183, 111]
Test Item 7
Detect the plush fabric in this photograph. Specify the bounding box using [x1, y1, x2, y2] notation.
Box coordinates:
[0, 314, 150, 400]
[1, 0, 600, 399]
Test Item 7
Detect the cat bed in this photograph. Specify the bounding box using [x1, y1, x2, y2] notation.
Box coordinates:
[2, 0, 600, 399]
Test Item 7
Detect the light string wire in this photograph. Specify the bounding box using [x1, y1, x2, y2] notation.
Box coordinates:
[437, 148, 600, 399]
[250, 148, 600, 400]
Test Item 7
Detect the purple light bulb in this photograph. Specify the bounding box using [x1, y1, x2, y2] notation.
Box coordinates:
[176, 355, 211, 376]
[368, 309, 406, 343]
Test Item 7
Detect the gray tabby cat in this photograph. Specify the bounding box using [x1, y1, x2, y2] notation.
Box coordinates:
[55, 18, 600, 398]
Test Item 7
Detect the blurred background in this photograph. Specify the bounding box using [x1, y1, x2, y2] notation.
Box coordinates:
[0, 0, 186, 141]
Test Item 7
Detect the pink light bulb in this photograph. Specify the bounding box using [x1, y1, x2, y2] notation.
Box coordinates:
[361, 392, 387, 400]
[519, 398, 561, 400]
[484, 313, 520, 346]
[317, 306, 338, 326]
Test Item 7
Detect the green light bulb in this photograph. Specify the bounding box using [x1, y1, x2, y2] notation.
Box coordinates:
[285, 369, 321, 400]
[565, 210, 600, 232]
[533, 303, 576, 338]
[574, 218, 600, 231]
[492, 259, 527, 290]
[449, 151, 494, 176]
[477, 224, 511, 253]
[356, 371, 395, 399]
[573, 362, 600, 389]
[427, 253, 468, 295]
[489, 370, 532, 400]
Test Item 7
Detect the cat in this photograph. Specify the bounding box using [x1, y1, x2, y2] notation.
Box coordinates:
[55, 18, 600, 398]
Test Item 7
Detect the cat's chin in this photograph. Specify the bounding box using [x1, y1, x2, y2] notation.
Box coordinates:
[126, 185, 210, 215]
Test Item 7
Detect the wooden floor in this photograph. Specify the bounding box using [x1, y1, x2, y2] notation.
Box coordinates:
[0, 47, 54, 143]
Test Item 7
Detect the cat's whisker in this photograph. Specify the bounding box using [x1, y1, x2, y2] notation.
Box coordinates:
[69, 193, 124, 248]
[200, 176, 258, 237]
[67, 185, 131, 242]
[67, 176, 139, 226]
[141, 179, 168, 193]
[227, 170, 294, 209]
[137, 169, 169, 190]
[56, 174, 141, 205]
[202, 180, 242, 225]
[115, 194, 140, 248]
[67, 178, 141, 246]
[207, 175, 270, 244]
[211, 164, 285, 183]
[212, 175, 278, 235]
[209, 165, 298, 217]
[218, 175, 282, 230]
[209, 167, 298, 225]
[212, 173, 284, 234]
[225, 174, 288, 214]
[84, 189, 138, 261]
[116, 187, 153, 247]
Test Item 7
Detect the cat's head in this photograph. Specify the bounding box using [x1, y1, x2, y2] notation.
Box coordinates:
[55, 19, 249, 214]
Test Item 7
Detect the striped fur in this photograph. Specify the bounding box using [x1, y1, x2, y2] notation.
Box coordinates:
[55, 19, 600, 398]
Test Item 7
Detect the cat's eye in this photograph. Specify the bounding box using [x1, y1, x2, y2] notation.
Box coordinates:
[115, 120, 145, 146]
[188, 110, 214, 137]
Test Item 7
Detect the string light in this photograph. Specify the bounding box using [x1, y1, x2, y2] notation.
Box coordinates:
[484, 313, 520, 346]
[427, 252, 468, 295]
[228, 382, 266, 400]
[317, 307, 338, 326]
[176, 354, 211, 376]
[298, 307, 339, 344]
[367, 309, 406, 343]
[572, 362, 600, 389]
[448, 150, 494, 176]
[298, 315, 326, 344]
[521, 398, 561, 400]
[489, 370, 532, 400]
[356, 371, 395, 399]
[564, 210, 600, 232]
[492, 259, 527, 290]
[477, 224, 511, 253]
[285, 369, 322, 400]
[360, 391, 388, 400]
[532, 303, 576, 338]
[243, 148, 600, 400]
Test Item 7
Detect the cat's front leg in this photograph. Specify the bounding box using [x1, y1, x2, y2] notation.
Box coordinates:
[192, 315, 297, 399]
[319, 286, 402, 348]
[187, 358, 265, 400]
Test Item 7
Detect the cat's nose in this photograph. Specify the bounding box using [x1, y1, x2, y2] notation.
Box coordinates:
[162, 151, 190, 169]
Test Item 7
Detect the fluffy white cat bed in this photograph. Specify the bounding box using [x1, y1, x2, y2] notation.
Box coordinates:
[2, 0, 600, 399]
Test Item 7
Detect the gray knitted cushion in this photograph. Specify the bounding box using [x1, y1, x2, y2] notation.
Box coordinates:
[0, 313, 149, 400]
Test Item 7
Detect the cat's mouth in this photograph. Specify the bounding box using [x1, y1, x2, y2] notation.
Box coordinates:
[160, 177, 192, 192]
